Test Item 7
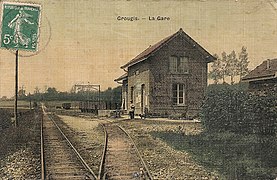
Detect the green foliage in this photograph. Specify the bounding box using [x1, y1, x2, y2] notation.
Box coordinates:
[18, 86, 122, 106]
[208, 54, 222, 84]
[226, 50, 239, 85]
[209, 47, 250, 84]
[202, 84, 277, 135]
[202, 84, 248, 133]
[238, 46, 249, 80]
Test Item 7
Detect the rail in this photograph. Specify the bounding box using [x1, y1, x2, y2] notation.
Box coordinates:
[98, 121, 153, 180]
[98, 123, 108, 180]
[41, 105, 97, 179]
[40, 107, 45, 180]
[117, 125, 153, 180]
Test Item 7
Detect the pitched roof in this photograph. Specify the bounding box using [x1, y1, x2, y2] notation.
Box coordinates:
[242, 59, 277, 81]
[114, 72, 127, 82]
[120, 28, 215, 69]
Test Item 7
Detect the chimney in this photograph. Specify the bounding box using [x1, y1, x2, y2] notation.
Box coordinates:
[267, 59, 271, 69]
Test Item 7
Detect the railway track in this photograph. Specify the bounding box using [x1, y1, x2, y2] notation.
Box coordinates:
[41, 105, 97, 180]
[99, 123, 152, 180]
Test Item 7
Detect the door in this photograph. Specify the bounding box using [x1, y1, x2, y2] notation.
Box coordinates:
[141, 84, 145, 114]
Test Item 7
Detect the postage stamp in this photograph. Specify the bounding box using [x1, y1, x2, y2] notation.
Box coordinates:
[0, 2, 41, 51]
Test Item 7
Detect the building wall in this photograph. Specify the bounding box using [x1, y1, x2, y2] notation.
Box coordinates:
[248, 78, 277, 96]
[127, 34, 209, 117]
[147, 34, 208, 117]
[127, 60, 150, 115]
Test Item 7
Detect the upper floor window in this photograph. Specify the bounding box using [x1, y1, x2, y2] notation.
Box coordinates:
[169, 56, 188, 73]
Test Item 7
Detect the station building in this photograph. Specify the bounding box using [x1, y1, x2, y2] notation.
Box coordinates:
[115, 28, 215, 118]
[242, 58, 277, 95]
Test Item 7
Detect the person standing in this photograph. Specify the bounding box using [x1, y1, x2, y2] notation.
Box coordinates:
[129, 101, 135, 119]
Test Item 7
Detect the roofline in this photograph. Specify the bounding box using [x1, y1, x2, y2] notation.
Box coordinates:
[121, 28, 215, 69]
[114, 74, 128, 82]
[179, 30, 215, 63]
[120, 57, 147, 69]
[241, 73, 277, 82]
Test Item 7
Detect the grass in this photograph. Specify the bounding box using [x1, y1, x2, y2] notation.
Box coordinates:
[0, 100, 30, 108]
[152, 131, 277, 179]
[0, 108, 41, 157]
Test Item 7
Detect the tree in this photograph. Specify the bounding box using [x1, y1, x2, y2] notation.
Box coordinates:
[18, 88, 26, 97]
[209, 54, 222, 84]
[238, 46, 249, 81]
[220, 52, 228, 83]
[1, 96, 8, 100]
[46, 87, 58, 94]
[226, 50, 239, 85]
[34, 86, 40, 94]
[44, 87, 59, 100]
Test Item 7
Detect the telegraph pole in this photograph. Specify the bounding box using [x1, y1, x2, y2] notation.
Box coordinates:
[14, 50, 18, 127]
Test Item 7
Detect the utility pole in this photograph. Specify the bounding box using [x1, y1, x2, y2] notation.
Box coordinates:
[14, 50, 18, 127]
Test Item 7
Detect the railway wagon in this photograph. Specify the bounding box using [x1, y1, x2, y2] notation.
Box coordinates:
[62, 103, 71, 110]
[79, 101, 120, 113]
[79, 101, 105, 113]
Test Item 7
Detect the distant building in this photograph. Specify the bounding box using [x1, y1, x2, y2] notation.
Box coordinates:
[242, 59, 277, 95]
[115, 28, 215, 117]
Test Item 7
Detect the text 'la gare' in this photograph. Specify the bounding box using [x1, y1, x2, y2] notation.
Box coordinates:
[116, 16, 170, 21]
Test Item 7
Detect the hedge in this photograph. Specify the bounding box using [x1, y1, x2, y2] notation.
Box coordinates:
[201, 84, 277, 135]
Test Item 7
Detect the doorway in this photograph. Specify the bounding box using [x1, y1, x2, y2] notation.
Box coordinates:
[141, 84, 145, 115]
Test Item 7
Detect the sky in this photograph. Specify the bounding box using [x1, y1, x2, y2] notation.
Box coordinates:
[0, 0, 277, 97]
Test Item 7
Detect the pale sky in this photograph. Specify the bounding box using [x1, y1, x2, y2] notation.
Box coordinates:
[1, 0, 277, 97]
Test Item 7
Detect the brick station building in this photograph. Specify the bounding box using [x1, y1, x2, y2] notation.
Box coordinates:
[242, 58, 277, 95]
[115, 28, 215, 117]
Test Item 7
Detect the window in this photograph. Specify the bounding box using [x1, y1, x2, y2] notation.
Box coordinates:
[172, 84, 186, 105]
[169, 56, 188, 73]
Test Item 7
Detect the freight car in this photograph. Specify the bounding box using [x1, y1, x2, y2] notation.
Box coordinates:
[79, 101, 120, 113]
[79, 101, 103, 113]
[62, 103, 71, 110]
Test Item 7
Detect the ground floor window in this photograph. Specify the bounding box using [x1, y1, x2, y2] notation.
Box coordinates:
[172, 84, 186, 105]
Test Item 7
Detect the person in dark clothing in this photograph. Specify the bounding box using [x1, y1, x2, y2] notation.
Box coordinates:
[129, 101, 135, 119]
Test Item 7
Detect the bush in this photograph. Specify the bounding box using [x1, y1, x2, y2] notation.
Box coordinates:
[201, 84, 277, 135]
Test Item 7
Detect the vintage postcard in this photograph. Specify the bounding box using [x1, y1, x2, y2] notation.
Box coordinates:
[0, 0, 277, 179]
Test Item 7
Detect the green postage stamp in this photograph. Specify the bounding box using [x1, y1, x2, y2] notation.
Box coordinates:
[0, 2, 41, 51]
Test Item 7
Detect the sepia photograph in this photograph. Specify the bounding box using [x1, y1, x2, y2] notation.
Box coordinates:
[0, 0, 277, 179]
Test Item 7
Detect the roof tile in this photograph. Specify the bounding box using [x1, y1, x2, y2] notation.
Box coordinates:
[242, 59, 277, 81]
